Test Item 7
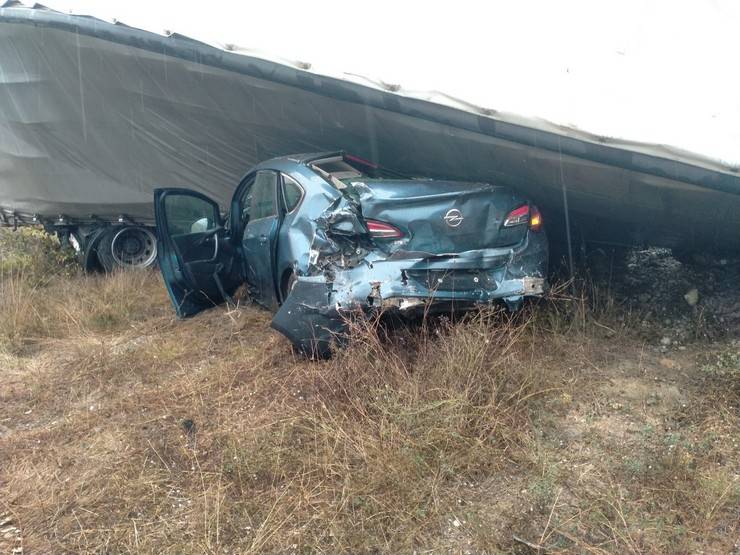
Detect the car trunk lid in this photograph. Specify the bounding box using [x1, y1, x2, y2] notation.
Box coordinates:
[349, 179, 529, 254]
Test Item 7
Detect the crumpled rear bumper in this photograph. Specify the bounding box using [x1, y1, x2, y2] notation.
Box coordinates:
[271, 232, 547, 354]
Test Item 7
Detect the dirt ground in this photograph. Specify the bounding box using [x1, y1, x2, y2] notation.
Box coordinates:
[0, 234, 738, 554]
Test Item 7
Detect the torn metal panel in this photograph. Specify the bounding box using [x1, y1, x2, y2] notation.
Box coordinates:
[271, 243, 548, 352]
[328, 233, 549, 309]
[270, 277, 344, 357]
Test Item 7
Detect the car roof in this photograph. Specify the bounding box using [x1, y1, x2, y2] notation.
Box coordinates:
[253, 151, 343, 170]
[251, 151, 409, 179]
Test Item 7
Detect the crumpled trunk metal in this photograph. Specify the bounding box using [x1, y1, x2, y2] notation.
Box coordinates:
[270, 180, 548, 352]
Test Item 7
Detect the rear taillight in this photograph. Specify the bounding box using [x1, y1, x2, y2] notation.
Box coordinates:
[503, 204, 543, 231]
[503, 205, 530, 227]
[366, 219, 403, 239]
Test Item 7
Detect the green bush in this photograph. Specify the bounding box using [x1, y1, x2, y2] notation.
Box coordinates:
[0, 227, 77, 280]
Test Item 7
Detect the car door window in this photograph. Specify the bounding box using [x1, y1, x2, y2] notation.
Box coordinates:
[242, 171, 278, 223]
[164, 194, 219, 236]
[281, 174, 304, 213]
[236, 175, 255, 227]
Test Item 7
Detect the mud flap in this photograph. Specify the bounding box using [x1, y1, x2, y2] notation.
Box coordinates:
[270, 278, 345, 357]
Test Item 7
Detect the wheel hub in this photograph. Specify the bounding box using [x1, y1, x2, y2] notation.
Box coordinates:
[110, 227, 157, 268]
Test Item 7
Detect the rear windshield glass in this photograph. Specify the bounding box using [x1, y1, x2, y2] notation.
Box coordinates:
[313, 159, 364, 180]
[309, 155, 407, 191]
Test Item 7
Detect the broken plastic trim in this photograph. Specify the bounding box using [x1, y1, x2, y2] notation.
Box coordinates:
[270, 277, 345, 358]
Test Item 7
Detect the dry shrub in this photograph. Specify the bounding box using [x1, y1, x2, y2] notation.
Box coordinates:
[0, 269, 47, 353]
[51, 269, 170, 334]
[0, 227, 75, 352]
[217, 309, 555, 552]
[0, 269, 168, 354]
[0, 228, 166, 352]
[532, 278, 644, 340]
[0, 227, 76, 280]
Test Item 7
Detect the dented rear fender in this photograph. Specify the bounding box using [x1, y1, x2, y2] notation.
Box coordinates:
[270, 276, 346, 357]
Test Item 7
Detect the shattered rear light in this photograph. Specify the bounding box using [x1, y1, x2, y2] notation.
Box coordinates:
[366, 219, 403, 239]
[503, 205, 530, 227]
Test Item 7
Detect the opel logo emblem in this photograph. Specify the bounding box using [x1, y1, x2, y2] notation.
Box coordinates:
[443, 208, 464, 228]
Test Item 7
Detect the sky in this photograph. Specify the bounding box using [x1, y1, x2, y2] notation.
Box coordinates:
[39, 0, 740, 164]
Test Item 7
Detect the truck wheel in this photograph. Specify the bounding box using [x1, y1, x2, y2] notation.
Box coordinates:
[80, 228, 107, 273]
[96, 226, 158, 272]
[110, 227, 157, 269]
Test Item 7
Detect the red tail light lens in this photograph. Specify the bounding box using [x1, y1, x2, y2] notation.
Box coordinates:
[503, 205, 530, 227]
[503, 204, 543, 231]
[366, 219, 403, 239]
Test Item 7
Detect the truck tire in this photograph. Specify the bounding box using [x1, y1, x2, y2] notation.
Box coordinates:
[95, 226, 158, 272]
[80, 228, 107, 273]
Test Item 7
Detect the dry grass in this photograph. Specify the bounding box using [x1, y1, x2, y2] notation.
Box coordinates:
[0, 270, 45, 352]
[0, 230, 737, 553]
[0, 269, 168, 354]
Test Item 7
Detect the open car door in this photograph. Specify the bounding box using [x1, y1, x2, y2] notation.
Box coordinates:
[154, 188, 243, 317]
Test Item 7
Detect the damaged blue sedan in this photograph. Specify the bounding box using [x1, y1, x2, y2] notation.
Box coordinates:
[154, 153, 548, 354]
